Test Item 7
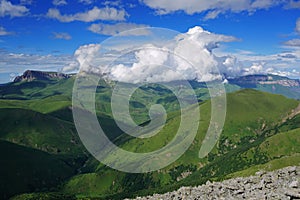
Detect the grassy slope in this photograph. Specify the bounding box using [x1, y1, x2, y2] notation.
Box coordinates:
[226, 127, 300, 178]
[223, 89, 297, 139]
[0, 105, 128, 199]
[62, 89, 299, 198]
[0, 77, 75, 100]
[12, 130, 300, 200]
[0, 108, 83, 155]
[0, 140, 77, 199]
[179, 117, 300, 189]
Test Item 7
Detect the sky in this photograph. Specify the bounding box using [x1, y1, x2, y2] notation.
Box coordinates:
[1, 0, 300, 83]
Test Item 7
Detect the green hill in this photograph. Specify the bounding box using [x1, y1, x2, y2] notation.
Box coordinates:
[0, 77, 75, 100]
[0, 106, 132, 199]
[61, 89, 299, 199]
[0, 108, 83, 155]
[226, 127, 300, 179]
[0, 140, 77, 199]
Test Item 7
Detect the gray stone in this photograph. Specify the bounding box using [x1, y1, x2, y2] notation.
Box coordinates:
[285, 188, 300, 198]
[289, 180, 299, 188]
[125, 166, 300, 200]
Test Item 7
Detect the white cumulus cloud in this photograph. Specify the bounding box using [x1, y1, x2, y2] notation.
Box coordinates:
[78, 0, 93, 4]
[141, 0, 282, 19]
[0, 50, 73, 75]
[46, 6, 126, 22]
[88, 23, 150, 36]
[52, 0, 67, 6]
[65, 25, 300, 81]
[20, 0, 33, 5]
[63, 44, 101, 73]
[243, 63, 264, 75]
[171, 26, 237, 81]
[284, 0, 300, 9]
[0, 26, 13, 35]
[296, 17, 300, 34]
[283, 39, 300, 47]
[109, 44, 173, 83]
[52, 32, 72, 40]
[64, 26, 240, 83]
[0, 0, 29, 17]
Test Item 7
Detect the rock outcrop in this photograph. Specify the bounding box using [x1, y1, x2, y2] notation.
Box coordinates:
[13, 70, 70, 82]
[127, 166, 300, 200]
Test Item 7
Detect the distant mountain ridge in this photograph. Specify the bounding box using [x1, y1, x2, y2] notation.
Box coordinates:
[227, 74, 300, 88]
[8, 70, 300, 100]
[13, 70, 300, 87]
[13, 70, 70, 82]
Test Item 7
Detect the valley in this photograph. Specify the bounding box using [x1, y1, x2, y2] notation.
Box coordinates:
[0, 71, 299, 199]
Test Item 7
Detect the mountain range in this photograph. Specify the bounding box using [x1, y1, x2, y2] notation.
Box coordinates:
[1, 70, 300, 199]
[7, 70, 300, 100]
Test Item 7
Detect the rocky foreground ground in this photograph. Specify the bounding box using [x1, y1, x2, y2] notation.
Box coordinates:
[126, 166, 300, 200]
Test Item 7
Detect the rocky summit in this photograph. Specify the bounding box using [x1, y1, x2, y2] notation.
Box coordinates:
[13, 70, 70, 82]
[126, 166, 300, 200]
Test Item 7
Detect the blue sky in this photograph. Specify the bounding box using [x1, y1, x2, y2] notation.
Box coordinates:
[1, 0, 300, 83]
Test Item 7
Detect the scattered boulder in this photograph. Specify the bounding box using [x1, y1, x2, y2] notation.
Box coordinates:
[126, 166, 300, 200]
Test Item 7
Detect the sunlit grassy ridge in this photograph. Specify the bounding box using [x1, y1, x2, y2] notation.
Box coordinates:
[0, 108, 82, 155]
[0, 77, 75, 100]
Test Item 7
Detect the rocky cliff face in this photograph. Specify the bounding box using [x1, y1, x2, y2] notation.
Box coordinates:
[127, 166, 300, 200]
[14, 70, 70, 82]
